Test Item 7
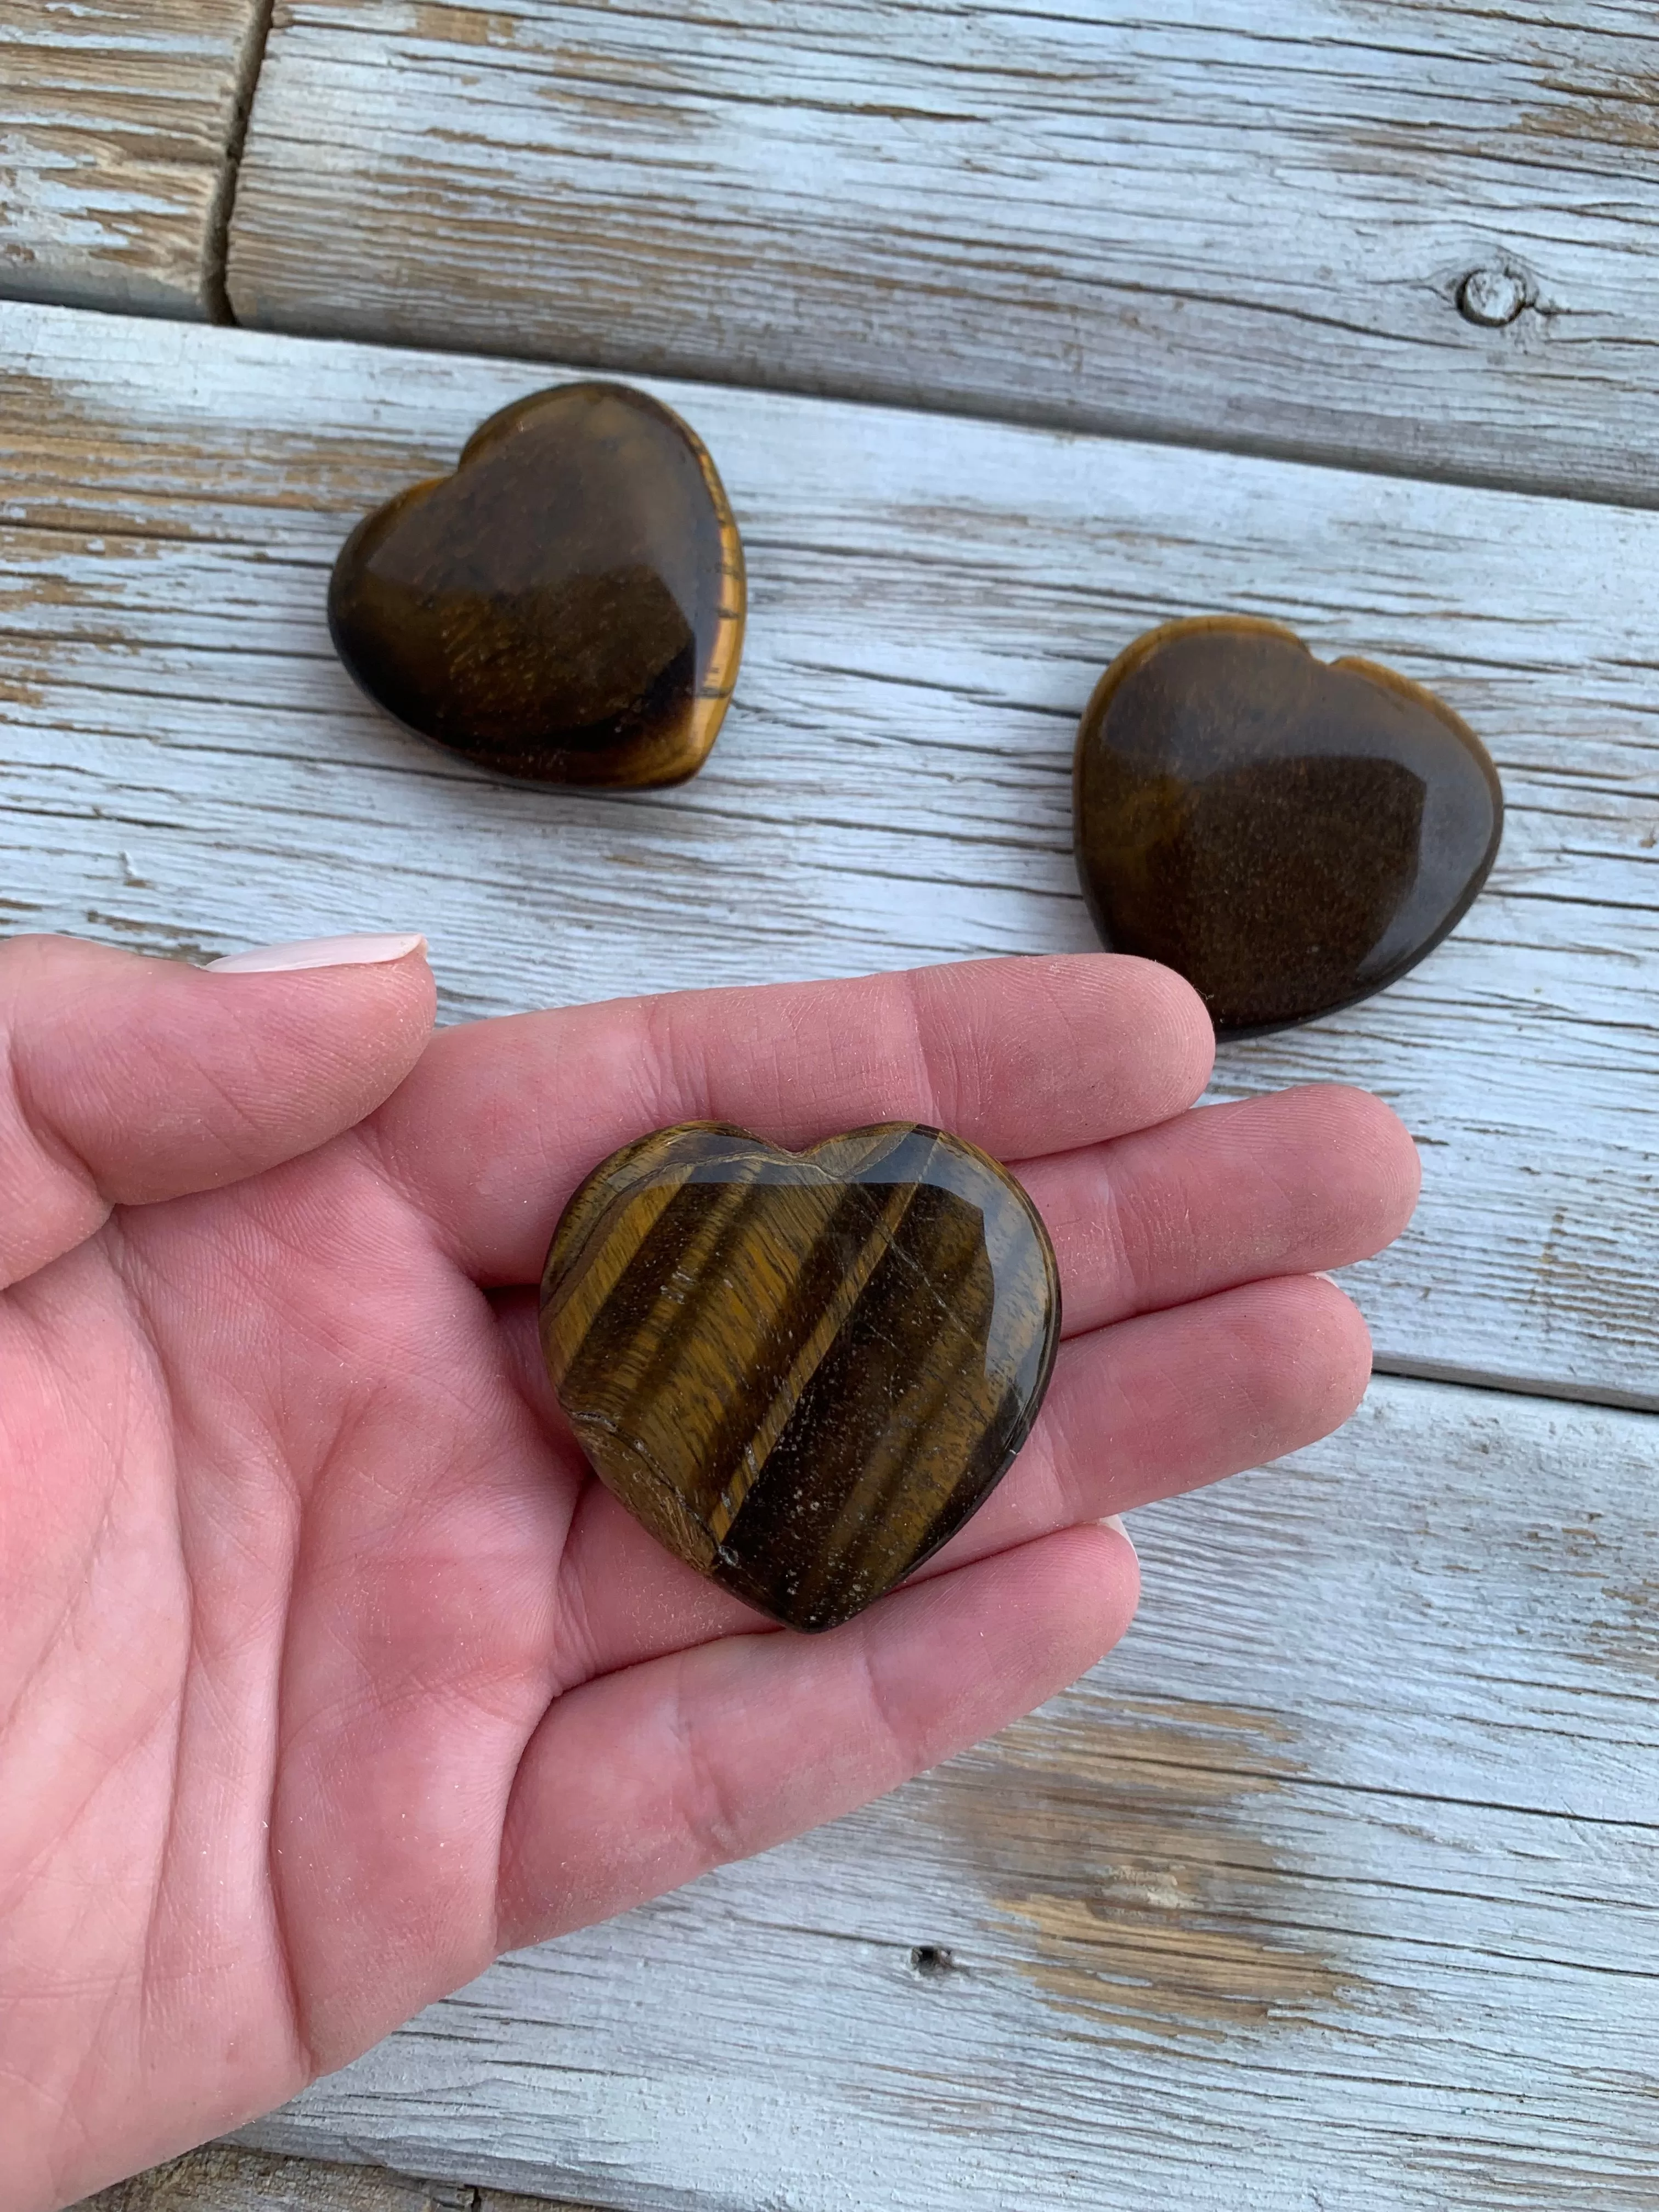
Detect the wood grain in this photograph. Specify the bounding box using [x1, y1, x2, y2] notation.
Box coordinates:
[233, 1372, 1659, 2212]
[77, 2143, 595, 2212]
[0, 1, 270, 319]
[1, 301, 1656, 1409]
[227, 0, 1659, 505]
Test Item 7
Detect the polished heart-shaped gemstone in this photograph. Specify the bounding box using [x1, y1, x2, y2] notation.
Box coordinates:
[539, 1122, 1060, 1633]
[329, 381, 744, 786]
[1073, 617, 1504, 1035]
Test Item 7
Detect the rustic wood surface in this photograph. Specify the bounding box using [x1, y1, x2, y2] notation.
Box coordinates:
[225, 0, 1659, 506]
[3, 301, 1656, 1413]
[78, 2145, 592, 2212]
[233, 1372, 1659, 2212]
[5, 7, 1659, 2200]
[0, 1, 270, 319]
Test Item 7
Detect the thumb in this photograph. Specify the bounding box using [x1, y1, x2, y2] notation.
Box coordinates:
[0, 932, 436, 1288]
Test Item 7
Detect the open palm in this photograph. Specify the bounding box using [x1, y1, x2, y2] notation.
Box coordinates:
[0, 935, 1418, 2210]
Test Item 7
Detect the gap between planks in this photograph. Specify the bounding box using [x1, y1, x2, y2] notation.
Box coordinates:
[203, 0, 279, 327]
[0, 2, 274, 323]
[20, 5, 1659, 521]
[223, 0, 1659, 512]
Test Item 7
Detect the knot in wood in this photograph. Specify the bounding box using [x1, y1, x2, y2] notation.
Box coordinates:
[1457, 266, 1531, 329]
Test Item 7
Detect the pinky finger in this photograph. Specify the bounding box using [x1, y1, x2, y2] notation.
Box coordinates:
[495, 1521, 1139, 1951]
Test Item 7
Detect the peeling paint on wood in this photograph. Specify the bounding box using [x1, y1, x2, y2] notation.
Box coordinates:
[958, 1701, 1355, 2039]
[236, 1374, 1659, 2212]
[1, 301, 1657, 1408]
[1, 1, 270, 318]
[226, 0, 1659, 505]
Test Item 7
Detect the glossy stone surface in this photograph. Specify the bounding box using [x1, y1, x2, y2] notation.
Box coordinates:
[540, 1122, 1060, 1633]
[329, 381, 744, 786]
[1074, 617, 1504, 1035]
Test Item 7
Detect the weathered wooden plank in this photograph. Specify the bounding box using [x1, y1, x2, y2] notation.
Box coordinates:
[233, 1373, 1659, 2212]
[0, 0, 269, 318]
[80, 2145, 592, 2212]
[227, 0, 1659, 506]
[2, 302, 1657, 1408]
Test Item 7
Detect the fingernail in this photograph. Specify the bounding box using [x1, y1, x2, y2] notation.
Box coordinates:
[207, 933, 426, 974]
[1101, 1514, 1137, 1559]
[1313, 1271, 1342, 1287]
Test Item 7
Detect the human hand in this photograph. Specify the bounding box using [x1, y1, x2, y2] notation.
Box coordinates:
[0, 934, 1418, 2208]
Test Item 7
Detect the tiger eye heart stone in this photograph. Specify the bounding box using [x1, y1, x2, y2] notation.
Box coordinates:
[1074, 617, 1504, 1035]
[329, 381, 744, 786]
[539, 1122, 1060, 1633]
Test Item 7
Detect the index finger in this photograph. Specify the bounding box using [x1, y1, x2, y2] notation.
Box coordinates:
[368, 953, 1213, 1282]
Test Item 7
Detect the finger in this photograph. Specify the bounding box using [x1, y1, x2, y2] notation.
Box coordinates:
[496, 1519, 1138, 1950]
[938, 1272, 1374, 1564]
[1018, 1084, 1420, 1337]
[519, 1271, 1368, 1688]
[0, 932, 434, 1287]
[373, 953, 1213, 1282]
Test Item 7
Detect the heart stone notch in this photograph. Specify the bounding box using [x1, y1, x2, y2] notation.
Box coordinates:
[540, 1122, 1061, 1633]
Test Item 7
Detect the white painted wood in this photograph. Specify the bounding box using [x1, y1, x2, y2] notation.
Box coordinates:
[233, 1373, 1659, 2212]
[229, 0, 1659, 506]
[3, 301, 1657, 1409]
[0, 0, 269, 318]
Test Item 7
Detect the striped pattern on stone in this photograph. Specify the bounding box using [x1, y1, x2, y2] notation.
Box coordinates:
[540, 1122, 1060, 1632]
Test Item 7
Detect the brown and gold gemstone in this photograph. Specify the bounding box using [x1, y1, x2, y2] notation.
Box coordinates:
[329, 381, 744, 787]
[539, 1122, 1060, 1633]
[1073, 616, 1504, 1035]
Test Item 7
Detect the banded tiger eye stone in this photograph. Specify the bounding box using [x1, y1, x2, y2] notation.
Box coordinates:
[329, 381, 744, 786]
[1074, 617, 1503, 1035]
[540, 1122, 1060, 1633]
